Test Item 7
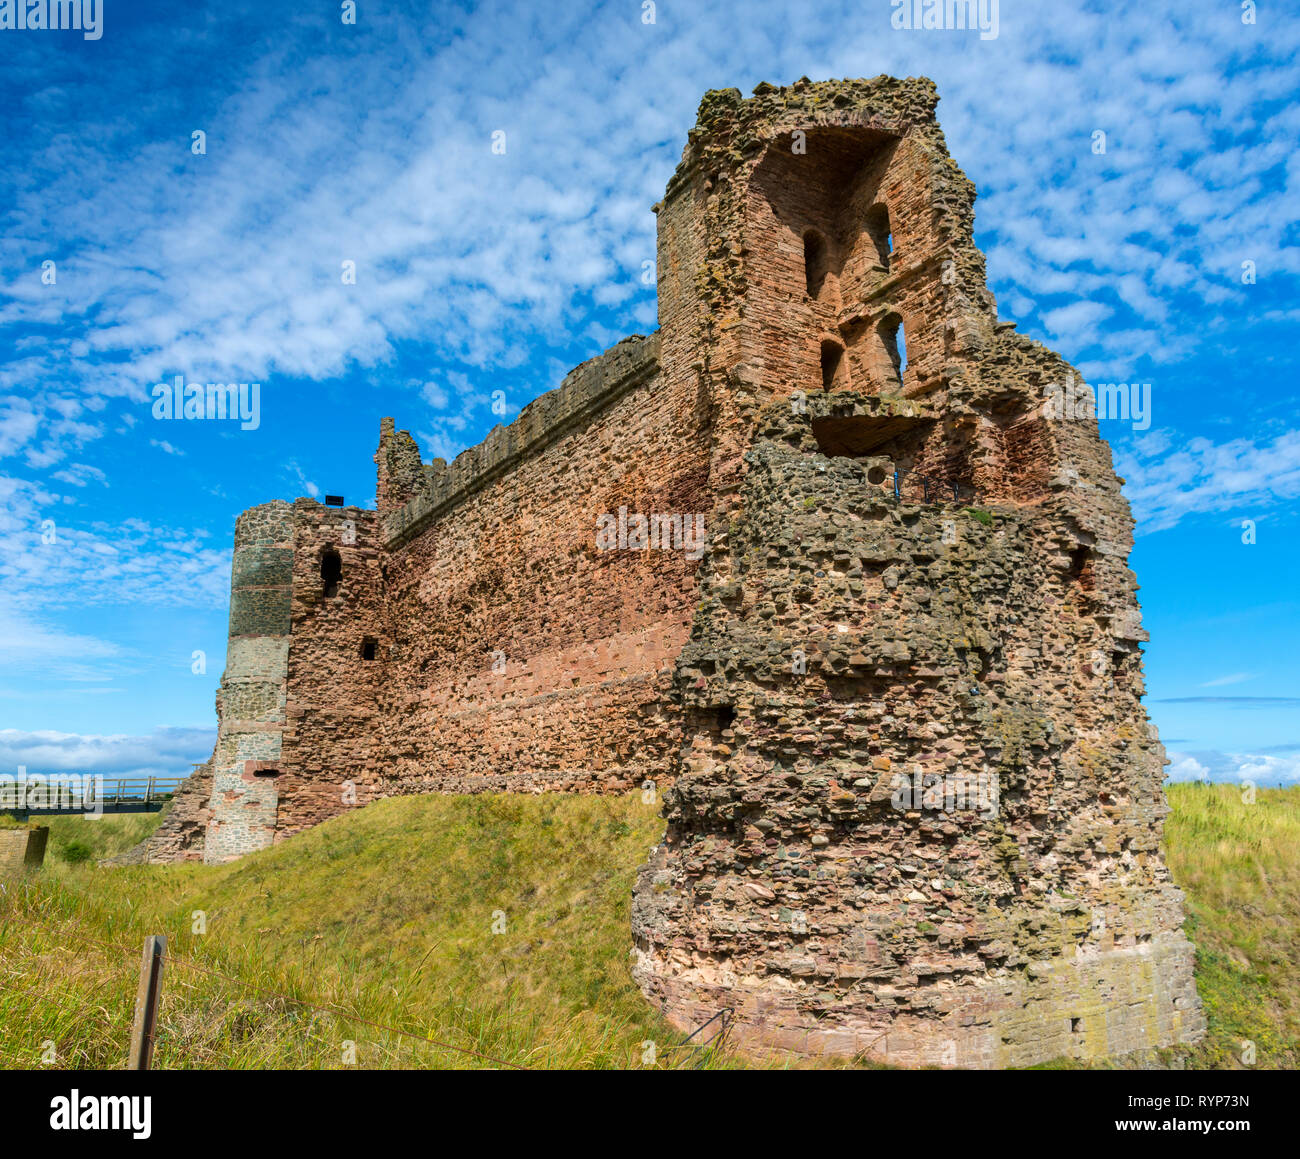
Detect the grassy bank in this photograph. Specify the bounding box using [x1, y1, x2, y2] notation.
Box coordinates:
[0, 810, 163, 867]
[1162, 782, 1300, 1068]
[1, 784, 1297, 1069]
[0, 793, 703, 1069]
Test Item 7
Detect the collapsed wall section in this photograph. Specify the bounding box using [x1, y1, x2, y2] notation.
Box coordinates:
[134, 758, 211, 864]
[634, 392, 1201, 1066]
[630, 76, 1203, 1067]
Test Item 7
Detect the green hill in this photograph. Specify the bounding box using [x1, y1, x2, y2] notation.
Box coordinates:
[1, 784, 1296, 1069]
[1161, 783, 1300, 1068]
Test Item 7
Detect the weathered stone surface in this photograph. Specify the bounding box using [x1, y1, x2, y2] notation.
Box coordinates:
[129, 759, 212, 864]
[628, 76, 1203, 1067]
[149, 75, 1202, 1066]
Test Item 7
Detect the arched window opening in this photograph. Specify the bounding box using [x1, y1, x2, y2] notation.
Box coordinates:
[865, 204, 892, 271]
[803, 230, 828, 297]
[321, 548, 342, 598]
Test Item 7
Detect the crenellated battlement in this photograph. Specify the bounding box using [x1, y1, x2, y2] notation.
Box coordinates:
[380, 333, 660, 547]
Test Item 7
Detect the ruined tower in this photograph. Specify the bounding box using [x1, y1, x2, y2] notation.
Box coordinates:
[145, 76, 1203, 1066]
[628, 77, 1204, 1066]
[202, 502, 295, 862]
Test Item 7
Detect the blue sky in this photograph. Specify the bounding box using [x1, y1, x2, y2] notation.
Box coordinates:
[1, 0, 1297, 785]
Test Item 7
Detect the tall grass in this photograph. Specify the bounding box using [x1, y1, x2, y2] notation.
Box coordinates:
[1163, 782, 1300, 1068]
[3, 785, 1297, 1069]
[0, 810, 163, 867]
[0, 793, 738, 1069]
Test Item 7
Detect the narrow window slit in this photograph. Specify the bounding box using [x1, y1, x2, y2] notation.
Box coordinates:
[880, 315, 906, 385]
[804, 231, 828, 297]
[865, 203, 892, 271]
[321, 548, 342, 597]
[821, 340, 845, 391]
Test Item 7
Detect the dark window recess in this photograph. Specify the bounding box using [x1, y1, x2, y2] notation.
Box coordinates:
[820, 340, 844, 391]
[253, 767, 279, 778]
[1068, 546, 1091, 580]
[361, 638, 377, 661]
[865, 203, 892, 270]
[716, 705, 736, 731]
[803, 230, 828, 297]
[321, 549, 342, 597]
[811, 413, 920, 459]
[325, 494, 345, 507]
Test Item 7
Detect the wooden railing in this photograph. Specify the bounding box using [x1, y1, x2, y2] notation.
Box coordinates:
[99, 776, 189, 811]
[10, 776, 190, 814]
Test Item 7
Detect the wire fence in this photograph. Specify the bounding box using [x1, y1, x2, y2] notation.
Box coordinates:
[1, 916, 733, 1071]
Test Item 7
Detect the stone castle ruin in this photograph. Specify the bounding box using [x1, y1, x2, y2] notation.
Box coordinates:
[144, 76, 1205, 1066]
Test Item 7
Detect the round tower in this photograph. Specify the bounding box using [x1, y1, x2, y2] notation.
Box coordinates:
[202, 500, 295, 863]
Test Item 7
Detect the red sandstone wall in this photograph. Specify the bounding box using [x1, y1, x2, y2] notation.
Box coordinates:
[373, 342, 713, 795]
[275, 501, 385, 837]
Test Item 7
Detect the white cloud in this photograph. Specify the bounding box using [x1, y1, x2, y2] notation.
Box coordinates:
[0, 2, 1287, 419]
[0, 475, 229, 611]
[0, 726, 215, 779]
[1116, 429, 1300, 533]
[0, 603, 120, 670]
[49, 463, 108, 488]
[0, 399, 39, 457]
[1166, 754, 1209, 782]
[1166, 750, 1300, 787]
[285, 459, 320, 499]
